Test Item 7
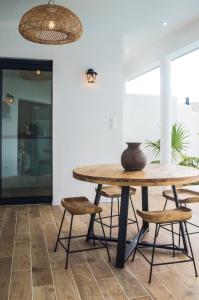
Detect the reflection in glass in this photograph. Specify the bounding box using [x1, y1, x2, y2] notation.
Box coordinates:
[1, 69, 52, 200]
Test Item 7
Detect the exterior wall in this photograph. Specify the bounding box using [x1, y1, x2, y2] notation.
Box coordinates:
[123, 95, 199, 162]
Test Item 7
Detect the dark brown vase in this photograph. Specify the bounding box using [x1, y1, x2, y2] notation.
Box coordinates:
[121, 142, 147, 171]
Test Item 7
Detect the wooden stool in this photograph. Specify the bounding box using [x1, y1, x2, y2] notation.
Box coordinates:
[160, 188, 199, 240]
[54, 197, 111, 269]
[96, 186, 139, 238]
[132, 207, 198, 283]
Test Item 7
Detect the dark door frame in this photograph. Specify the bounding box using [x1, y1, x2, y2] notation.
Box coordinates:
[0, 58, 53, 205]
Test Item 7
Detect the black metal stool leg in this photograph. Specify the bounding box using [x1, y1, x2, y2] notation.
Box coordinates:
[163, 198, 168, 210]
[172, 186, 188, 253]
[178, 224, 181, 246]
[92, 226, 96, 246]
[117, 197, 120, 226]
[157, 198, 168, 236]
[132, 225, 143, 262]
[54, 209, 66, 252]
[149, 224, 158, 283]
[130, 195, 139, 231]
[184, 221, 198, 277]
[171, 222, 175, 257]
[110, 198, 113, 238]
[99, 212, 111, 262]
[65, 214, 74, 269]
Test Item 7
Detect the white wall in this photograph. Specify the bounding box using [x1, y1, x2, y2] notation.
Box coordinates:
[123, 95, 160, 161]
[191, 102, 199, 113]
[0, 21, 123, 203]
[124, 94, 199, 161]
[123, 94, 177, 162]
[177, 104, 199, 157]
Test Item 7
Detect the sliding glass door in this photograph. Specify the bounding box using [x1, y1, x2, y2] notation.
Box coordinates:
[0, 59, 52, 204]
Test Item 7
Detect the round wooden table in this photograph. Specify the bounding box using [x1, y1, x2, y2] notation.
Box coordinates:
[73, 164, 199, 268]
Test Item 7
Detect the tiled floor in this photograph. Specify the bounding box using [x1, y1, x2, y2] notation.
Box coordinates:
[0, 187, 199, 300]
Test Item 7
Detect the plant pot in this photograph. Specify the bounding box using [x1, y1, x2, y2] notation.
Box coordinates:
[121, 142, 147, 171]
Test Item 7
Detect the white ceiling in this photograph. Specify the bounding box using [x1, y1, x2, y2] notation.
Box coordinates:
[0, 0, 199, 62]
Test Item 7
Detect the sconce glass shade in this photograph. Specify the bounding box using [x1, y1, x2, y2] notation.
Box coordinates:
[4, 93, 15, 104]
[18, 0, 83, 45]
[86, 69, 97, 83]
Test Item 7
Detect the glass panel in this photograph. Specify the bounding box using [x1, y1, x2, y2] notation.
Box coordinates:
[1, 68, 52, 200]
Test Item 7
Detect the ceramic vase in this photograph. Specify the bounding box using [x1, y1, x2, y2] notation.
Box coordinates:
[121, 142, 147, 171]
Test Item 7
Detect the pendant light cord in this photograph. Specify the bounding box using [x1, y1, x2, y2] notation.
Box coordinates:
[48, 0, 55, 5]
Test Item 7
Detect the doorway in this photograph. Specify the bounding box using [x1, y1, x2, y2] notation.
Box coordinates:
[0, 58, 52, 204]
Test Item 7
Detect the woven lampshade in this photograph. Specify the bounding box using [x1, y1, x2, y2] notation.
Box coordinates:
[18, 0, 83, 45]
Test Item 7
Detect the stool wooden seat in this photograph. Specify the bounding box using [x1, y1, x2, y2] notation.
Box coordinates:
[61, 197, 102, 215]
[163, 189, 199, 203]
[137, 207, 192, 224]
[132, 207, 197, 283]
[54, 196, 111, 269]
[100, 186, 136, 198]
[161, 188, 199, 238]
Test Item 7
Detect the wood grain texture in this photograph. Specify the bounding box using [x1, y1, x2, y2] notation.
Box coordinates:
[9, 270, 32, 300]
[29, 206, 53, 287]
[137, 207, 192, 223]
[1, 196, 199, 300]
[129, 254, 177, 300]
[13, 237, 31, 271]
[129, 297, 152, 300]
[33, 286, 56, 300]
[0, 257, 12, 300]
[88, 259, 113, 280]
[13, 209, 30, 271]
[51, 262, 81, 300]
[61, 197, 102, 215]
[39, 206, 58, 253]
[100, 186, 136, 198]
[98, 278, 127, 299]
[15, 210, 29, 236]
[31, 238, 53, 287]
[157, 270, 197, 300]
[73, 164, 199, 186]
[29, 206, 45, 244]
[0, 206, 6, 231]
[0, 206, 6, 221]
[0, 206, 6, 224]
[109, 262, 148, 298]
[0, 207, 16, 257]
[71, 264, 103, 300]
[163, 188, 199, 203]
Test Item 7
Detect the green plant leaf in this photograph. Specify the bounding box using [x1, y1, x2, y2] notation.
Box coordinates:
[145, 122, 190, 162]
[179, 155, 199, 169]
[145, 139, 160, 157]
[171, 122, 189, 161]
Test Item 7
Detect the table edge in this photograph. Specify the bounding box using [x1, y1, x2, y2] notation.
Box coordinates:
[73, 171, 199, 187]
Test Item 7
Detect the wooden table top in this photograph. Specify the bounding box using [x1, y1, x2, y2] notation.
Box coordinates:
[73, 163, 199, 187]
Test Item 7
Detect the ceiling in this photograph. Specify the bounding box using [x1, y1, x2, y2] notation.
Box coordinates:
[0, 0, 199, 62]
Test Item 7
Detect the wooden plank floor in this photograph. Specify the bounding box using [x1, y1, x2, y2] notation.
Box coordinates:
[0, 187, 199, 299]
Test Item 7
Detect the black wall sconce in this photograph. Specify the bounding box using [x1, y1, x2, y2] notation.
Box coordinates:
[86, 68, 97, 83]
[4, 93, 15, 104]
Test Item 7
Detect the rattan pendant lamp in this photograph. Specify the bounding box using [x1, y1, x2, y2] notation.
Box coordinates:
[18, 0, 83, 45]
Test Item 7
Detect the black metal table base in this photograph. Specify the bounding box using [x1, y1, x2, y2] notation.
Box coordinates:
[86, 184, 188, 268]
